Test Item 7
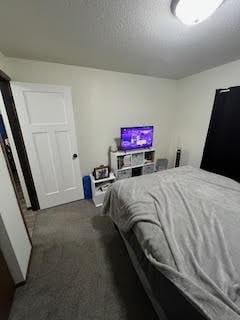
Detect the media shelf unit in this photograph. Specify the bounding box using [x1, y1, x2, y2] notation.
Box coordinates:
[111, 148, 155, 180]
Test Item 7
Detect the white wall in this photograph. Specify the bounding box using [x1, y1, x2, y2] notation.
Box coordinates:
[173, 59, 240, 168]
[6, 58, 178, 174]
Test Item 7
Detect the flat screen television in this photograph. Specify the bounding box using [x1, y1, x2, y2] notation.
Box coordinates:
[120, 126, 154, 151]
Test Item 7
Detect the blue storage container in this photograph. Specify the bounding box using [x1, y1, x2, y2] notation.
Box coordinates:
[82, 175, 92, 199]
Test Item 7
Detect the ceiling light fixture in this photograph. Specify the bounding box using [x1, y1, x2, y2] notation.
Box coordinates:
[171, 0, 225, 25]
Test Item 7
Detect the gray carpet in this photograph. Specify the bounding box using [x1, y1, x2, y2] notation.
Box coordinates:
[9, 200, 158, 320]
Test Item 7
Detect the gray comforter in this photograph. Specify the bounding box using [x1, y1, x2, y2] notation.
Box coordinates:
[102, 166, 240, 320]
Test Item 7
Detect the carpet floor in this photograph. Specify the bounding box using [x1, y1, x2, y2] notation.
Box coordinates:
[9, 200, 158, 320]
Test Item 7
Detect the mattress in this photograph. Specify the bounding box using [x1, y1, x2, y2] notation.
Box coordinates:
[103, 166, 240, 320]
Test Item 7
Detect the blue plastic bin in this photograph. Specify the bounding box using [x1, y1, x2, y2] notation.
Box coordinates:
[82, 175, 92, 199]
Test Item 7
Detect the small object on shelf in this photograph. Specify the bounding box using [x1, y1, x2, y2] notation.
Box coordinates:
[110, 142, 118, 152]
[143, 163, 155, 175]
[117, 156, 124, 170]
[144, 151, 155, 163]
[123, 154, 131, 167]
[116, 169, 132, 180]
[99, 182, 111, 192]
[132, 153, 144, 166]
[90, 172, 116, 207]
[93, 165, 110, 180]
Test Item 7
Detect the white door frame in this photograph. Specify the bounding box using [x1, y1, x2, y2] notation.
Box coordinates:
[0, 93, 31, 208]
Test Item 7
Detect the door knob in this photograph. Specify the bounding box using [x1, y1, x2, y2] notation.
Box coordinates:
[72, 153, 78, 159]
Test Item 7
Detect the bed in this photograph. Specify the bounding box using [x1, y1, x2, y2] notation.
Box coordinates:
[102, 166, 240, 320]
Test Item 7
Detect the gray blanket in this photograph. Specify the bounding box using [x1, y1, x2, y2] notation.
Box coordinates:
[102, 166, 240, 320]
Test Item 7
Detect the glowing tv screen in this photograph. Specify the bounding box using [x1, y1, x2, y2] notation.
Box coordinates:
[120, 126, 154, 151]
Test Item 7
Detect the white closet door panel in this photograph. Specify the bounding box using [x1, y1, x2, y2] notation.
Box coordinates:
[32, 132, 59, 195]
[23, 91, 67, 124]
[55, 130, 76, 190]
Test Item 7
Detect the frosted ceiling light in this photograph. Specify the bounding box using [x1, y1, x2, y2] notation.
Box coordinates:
[171, 0, 225, 25]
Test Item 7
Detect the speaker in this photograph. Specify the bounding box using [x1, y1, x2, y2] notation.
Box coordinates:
[175, 148, 181, 167]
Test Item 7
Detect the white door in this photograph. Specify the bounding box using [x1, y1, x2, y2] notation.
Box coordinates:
[11, 82, 84, 209]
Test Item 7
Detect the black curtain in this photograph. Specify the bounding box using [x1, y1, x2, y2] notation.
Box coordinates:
[201, 86, 240, 183]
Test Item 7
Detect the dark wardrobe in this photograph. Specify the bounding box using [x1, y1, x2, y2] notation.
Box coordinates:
[201, 86, 240, 182]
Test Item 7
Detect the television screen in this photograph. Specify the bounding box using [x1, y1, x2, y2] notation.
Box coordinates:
[121, 126, 154, 151]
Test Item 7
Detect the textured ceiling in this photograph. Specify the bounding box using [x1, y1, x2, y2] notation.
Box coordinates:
[0, 0, 240, 79]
